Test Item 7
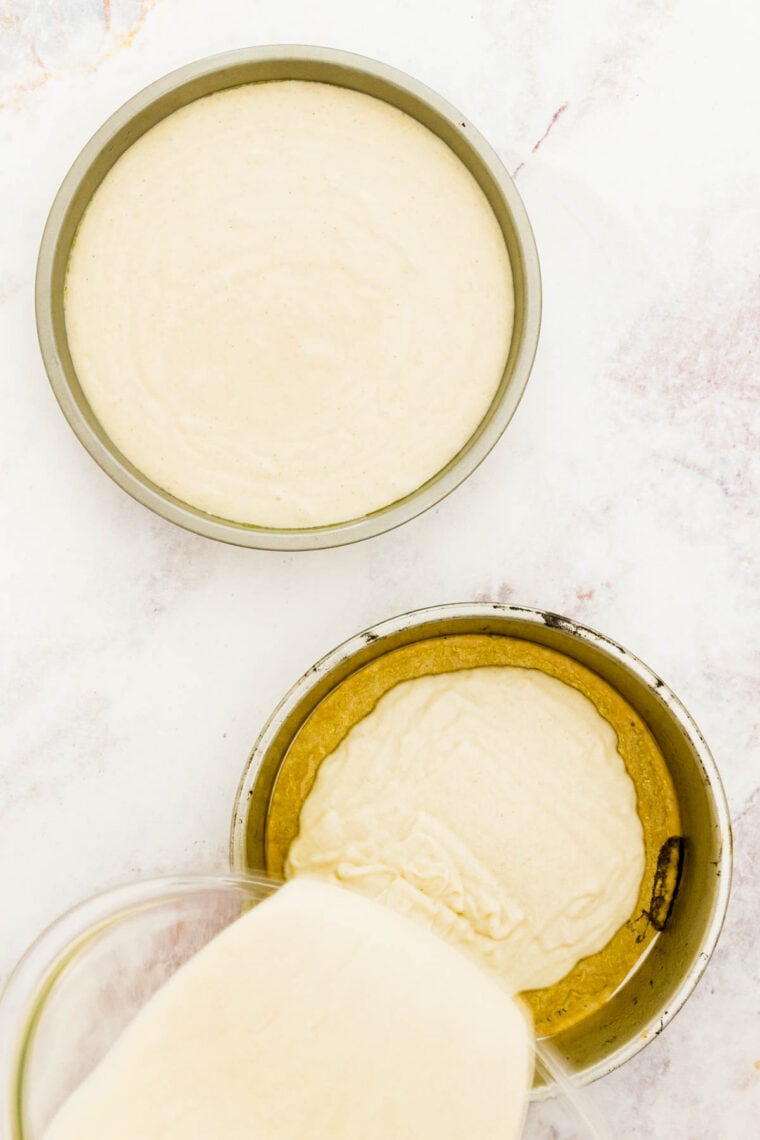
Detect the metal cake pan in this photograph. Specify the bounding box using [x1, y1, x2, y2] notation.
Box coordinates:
[230, 602, 731, 1084]
[36, 46, 541, 550]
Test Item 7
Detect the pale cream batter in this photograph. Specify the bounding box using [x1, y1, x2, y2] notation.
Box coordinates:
[287, 667, 646, 991]
[42, 880, 533, 1140]
[65, 81, 513, 527]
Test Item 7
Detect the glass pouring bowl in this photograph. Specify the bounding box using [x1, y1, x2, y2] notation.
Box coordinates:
[0, 873, 605, 1139]
[0, 874, 277, 1139]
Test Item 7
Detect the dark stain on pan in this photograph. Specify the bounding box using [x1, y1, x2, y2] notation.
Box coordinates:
[647, 836, 684, 930]
[627, 836, 684, 942]
[541, 611, 578, 634]
[654, 1012, 669, 1037]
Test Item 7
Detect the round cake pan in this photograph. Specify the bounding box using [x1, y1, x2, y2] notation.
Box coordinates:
[36, 46, 541, 551]
[230, 602, 731, 1084]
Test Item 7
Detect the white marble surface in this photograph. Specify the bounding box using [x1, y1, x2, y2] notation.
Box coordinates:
[1, 0, 758, 1135]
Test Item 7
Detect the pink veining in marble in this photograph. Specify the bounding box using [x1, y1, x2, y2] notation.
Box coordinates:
[0, 0, 155, 109]
[612, 278, 760, 512]
[473, 581, 516, 604]
[512, 101, 569, 178]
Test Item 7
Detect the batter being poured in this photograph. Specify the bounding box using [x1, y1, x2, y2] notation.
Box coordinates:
[42, 880, 533, 1140]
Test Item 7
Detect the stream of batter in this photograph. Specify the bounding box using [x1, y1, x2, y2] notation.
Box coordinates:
[42, 880, 533, 1140]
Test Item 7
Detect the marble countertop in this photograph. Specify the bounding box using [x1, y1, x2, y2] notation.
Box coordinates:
[1, 1, 758, 1135]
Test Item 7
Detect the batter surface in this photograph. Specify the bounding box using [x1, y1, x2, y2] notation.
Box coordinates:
[265, 635, 681, 1035]
[42, 880, 533, 1140]
[287, 666, 646, 992]
[65, 81, 513, 528]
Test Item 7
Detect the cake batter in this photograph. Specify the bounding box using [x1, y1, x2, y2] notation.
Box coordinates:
[65, 81, 513, 527]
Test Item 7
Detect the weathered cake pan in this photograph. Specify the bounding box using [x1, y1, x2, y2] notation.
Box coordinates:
[36, 45, 541, 550]
[230, 602, 731, 1084]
